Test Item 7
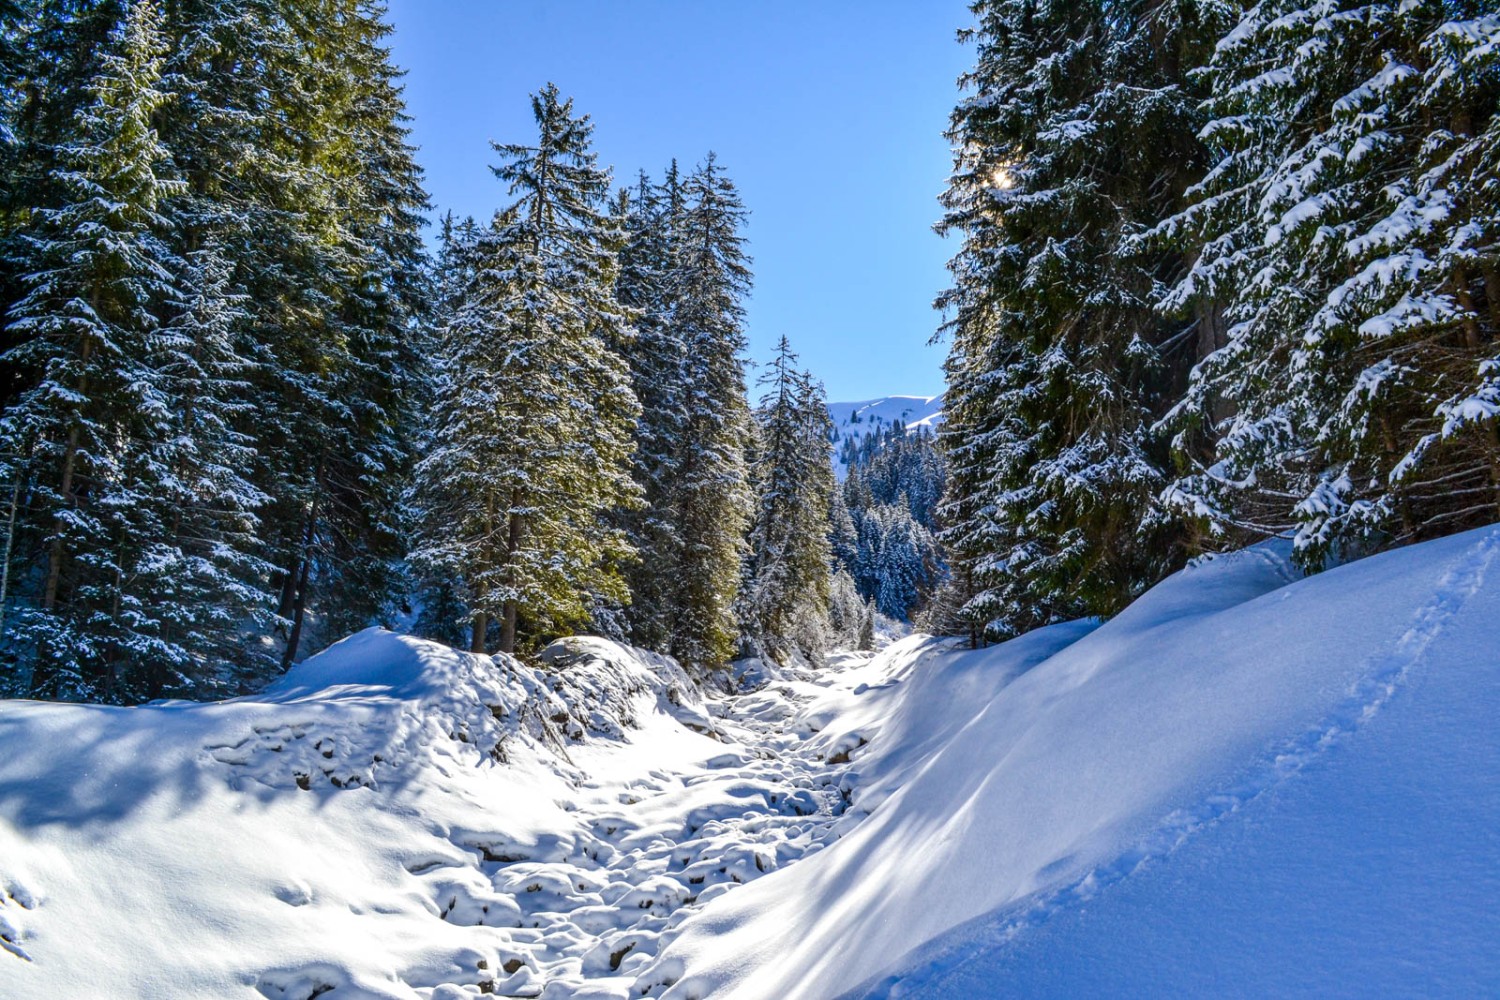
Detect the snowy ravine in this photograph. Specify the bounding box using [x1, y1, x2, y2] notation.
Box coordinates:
[3, 524, 1500, 999]
[0, 634, 874, 999]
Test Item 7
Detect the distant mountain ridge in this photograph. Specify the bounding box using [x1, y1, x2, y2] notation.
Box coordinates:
[827, 394, 944, 476]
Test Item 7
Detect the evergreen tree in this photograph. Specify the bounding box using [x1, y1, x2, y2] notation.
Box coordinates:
[119, 244, 273, 695]
[0, 0, 188, 697]
[666, 153, 754, 670]
[826, 566, 867, 650]
[1158, 0, 1500, 564]
[615, 165, 687, 652]
[936, 0, 1232, 638]
[411, 84, 639, 657]
[740, 336, 834, 662]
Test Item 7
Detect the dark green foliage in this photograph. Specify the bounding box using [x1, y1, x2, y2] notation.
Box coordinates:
[410, 84, 639, 658]
[740, 336, 834, 662]
[0, 0, 428, 700]
[936, 0, 1241, 639]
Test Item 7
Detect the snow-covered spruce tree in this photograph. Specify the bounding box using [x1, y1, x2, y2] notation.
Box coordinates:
[1157, 0, 1500, 565]
[411, 84, 640, 657]
[167, 0, 429, 670]
[409, 211, 479, 647]
[2, 1, 126, 419]
[935, 0, 1232, 638]
[826, 566, 867, 650]
[297, 0, 429, 648]
[740, 336, 834, 662]
[0, 0, 192, 698]
[117, 244, 275, 696]
[666, 153, 754, 670]
[848, 425, 947, 531]
[851, 500, 942, 621]
[828, 478, 859, 577]
[615, 166, 688, 653]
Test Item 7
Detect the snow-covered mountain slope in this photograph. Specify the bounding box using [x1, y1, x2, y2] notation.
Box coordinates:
[642, 524, 1500, 999]
[827, 394, 943, 476]
[827, 394, 944, 436]
[2, 524, 1497, 999]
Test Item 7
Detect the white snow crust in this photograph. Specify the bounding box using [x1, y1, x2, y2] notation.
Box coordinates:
[3, 524, 1498, 999]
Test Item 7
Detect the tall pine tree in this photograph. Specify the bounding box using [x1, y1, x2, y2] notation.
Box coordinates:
[411, 84, 639, 657]
[740, 336, 835, 662]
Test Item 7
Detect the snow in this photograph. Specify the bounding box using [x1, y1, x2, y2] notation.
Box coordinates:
[3, 525, 1499, 998]
[645, 525, 1500, 998]
[827, 394, 944, 477]
[0, 631, 864, 998]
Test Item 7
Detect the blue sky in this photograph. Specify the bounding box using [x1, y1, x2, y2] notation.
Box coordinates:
[383, 0, 971, 402]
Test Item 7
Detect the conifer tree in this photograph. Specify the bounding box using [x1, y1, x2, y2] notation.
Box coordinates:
[0, 0, 187, 697]
[119, 244, 273, 695]
[741, 337, 834, 661]
[411, 84, 639, 657]
[615, 166, 687, 652]
[1158, 0, 1500, 564]
[667, 153, 754, 670]
[936, 0, 1231, 637]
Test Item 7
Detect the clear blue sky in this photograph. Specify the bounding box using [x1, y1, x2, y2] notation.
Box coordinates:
[383, 0, 971, 402]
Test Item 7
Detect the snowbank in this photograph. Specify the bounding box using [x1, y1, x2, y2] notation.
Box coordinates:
[3, 524, 1497, 999]
[0, 632, 752, 999]
[643, 525, 1500, 999]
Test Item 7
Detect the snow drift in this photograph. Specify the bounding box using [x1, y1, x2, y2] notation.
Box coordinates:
[2, 524, 1497, 999]
[642, 525, 1500, 999]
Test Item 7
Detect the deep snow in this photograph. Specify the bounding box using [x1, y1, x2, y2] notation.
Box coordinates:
[2, 525, 1498, 999]
[646, 527, 1500, 999]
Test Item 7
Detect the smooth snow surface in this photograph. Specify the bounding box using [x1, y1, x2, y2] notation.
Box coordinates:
[646, 526, 1500, 999]
[3, 525, 1498, 999]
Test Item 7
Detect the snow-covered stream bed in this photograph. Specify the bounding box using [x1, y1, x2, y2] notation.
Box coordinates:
[3, 524, 1500, 999]
[0, 629, 889, 999]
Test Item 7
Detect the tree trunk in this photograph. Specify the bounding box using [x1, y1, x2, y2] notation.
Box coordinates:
[44, 294, 100, 612]
[276, 561, 299, 620]
[1455, 264, 1483, 351]
[0, 443, 25, 638]
[280, 500, 318, 672]
[499, 506, 524, 656]
[501, 600, 518, 657]
[470, 611, 487, 654]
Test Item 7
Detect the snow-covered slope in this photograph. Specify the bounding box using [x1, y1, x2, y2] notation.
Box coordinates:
[641, 525, 1500, 999]
[827, 394, 944, 436]
[2, 525, 1497, 999]
[827, 394, 943, 476]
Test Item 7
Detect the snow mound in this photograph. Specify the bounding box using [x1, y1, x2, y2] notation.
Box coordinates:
[0, 630, 860, 998]
[643, 525, 1500, 999]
